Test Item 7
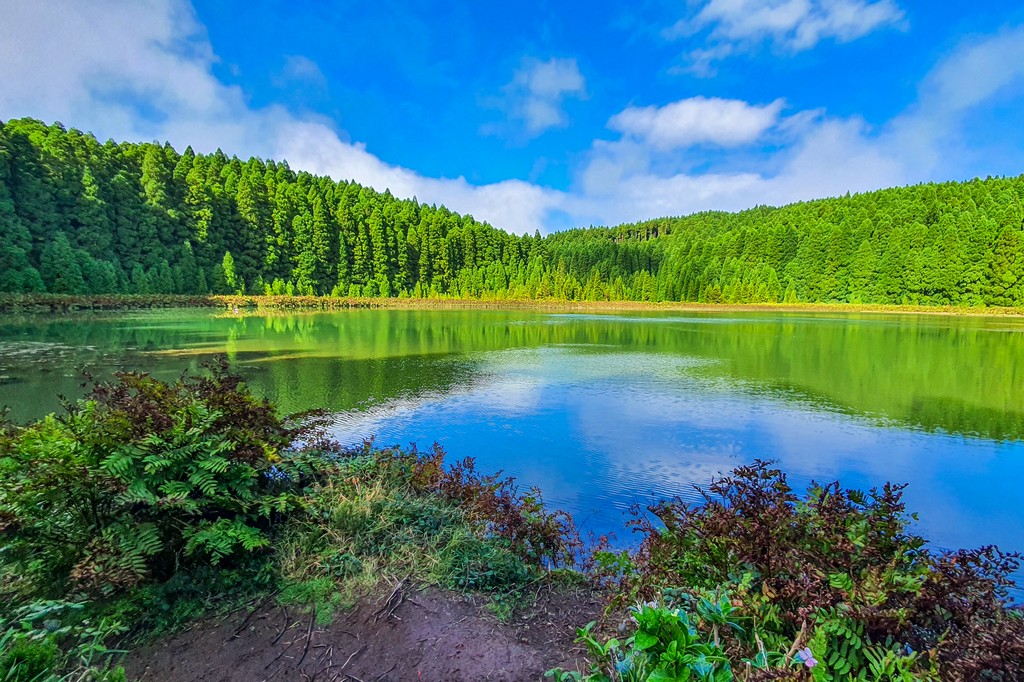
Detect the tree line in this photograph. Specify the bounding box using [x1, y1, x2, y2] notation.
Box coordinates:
[1, 118, 1023, 306]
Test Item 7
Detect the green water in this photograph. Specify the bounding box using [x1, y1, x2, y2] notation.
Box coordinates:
[1, 308, 1023, 563]
[2, 309, 1022, 438]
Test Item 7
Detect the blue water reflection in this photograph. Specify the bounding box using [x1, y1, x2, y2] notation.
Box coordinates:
[2, 307, 1022, 592]
[329, 346, 1024, 561]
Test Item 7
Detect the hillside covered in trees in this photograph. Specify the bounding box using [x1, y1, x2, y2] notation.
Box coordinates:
[2, 118, 1023, 306]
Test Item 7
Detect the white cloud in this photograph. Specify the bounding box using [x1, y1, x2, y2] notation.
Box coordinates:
[1, 1, 1022, 237]
[0, 0, 225, 141]
[921, 27, 1024, 113]
[274, 55, 328, 89]
[0, 0, 560, 234]
[489, 57, 587, 136]
[609, 96, 785, 150]
[279, 120, 563, 232]
[668, 0, 905, 74]
[885, 26, 1024, 176]
[564, 26, 1024, 227]
[565, 110, 911, 227]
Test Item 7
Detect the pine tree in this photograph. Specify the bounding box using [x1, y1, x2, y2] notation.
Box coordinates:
[177, 241, 201, 294]
[74, 165, 112, 254]
[130, 263, 151, 294]
[221, 250, 240, 294]
[39, 232, 86, 294]
[149, 259, 176, 294]
[2, 117, 1024, 308]
[985, 226, 1024, 306]
[0, 146, 40, 292]
[291, 214, 316, 295]
[309, 196, 333, 294]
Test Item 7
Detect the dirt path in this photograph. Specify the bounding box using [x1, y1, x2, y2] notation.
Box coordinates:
[123, 583, 602, 682]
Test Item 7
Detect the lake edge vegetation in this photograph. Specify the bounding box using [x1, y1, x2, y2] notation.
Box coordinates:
[3, 118, 1024, 309]
[4, 294, 1024, 318]
[1, 364, 1021, 681]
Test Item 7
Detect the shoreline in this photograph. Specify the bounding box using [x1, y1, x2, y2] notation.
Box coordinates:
[3, 361, 1022, 680]
[2, 292, 1024, 318]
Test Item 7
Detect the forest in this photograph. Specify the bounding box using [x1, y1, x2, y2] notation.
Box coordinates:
[2, 117, 1023, 306]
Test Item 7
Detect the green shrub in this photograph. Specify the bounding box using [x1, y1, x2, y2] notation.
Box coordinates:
[0, 364, 584, 675]
[436, 531, 531, 591]
[0, 600, 126, 682]
[0, 361, 310, 597]
[276, 445, 568, 611]
[610, 461, 1022, 681]
[547, 598, 734, 682]
[1, 639, 58, 682]
[103, 560, 276, 638]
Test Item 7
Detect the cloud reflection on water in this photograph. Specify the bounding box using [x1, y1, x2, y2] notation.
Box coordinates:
[328, 346, 1024, 557]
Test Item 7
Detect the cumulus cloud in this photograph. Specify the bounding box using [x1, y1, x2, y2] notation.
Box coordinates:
[488, 57, 587, 136]
[565, 25, 1024, 227]
[609, 96, 785, 149]
[0, 0, 564, 233]
[0, 0, 1022, 237]
[279, 120, 563, 233]
[568, 108, 915, 227]
[0, 0, 232, 145]
[668, 0, 906, 74]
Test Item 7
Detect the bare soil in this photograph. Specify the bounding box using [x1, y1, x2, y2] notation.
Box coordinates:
[123, 582, 603, 682]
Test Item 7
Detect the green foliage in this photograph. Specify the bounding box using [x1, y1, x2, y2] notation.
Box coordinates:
[100, 560, 275, 640]
[275, 443, 575, 623]
[279, 577, 344, 626]
[0, 600, 126, 682]
[436, 531, 532, 591]
[0, 364, 573, 672]
[38, 233, 85, 295]
[807, 608, 866, 680]
[610, 462, 1022, 681]
[547, 599, 733, 682]
[861, 641, 922, 682]
[2, 639, 58, 682]
[0, 361, 305, 596]
[3, 118, 1024, 306]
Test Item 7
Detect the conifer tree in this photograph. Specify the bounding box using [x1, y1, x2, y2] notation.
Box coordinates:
[39, 232, 85, 294]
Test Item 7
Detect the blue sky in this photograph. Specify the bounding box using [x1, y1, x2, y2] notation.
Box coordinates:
[3, 1, 1024, 232]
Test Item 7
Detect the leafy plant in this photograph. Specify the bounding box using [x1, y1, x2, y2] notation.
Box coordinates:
[806, 608, 865, 680]
[609, 461, 1022, 681]
[548, 600, 733, 682]
[0, 360, 311, 597]
[392, 443, 582, 568]
[0, 600, 126, 682]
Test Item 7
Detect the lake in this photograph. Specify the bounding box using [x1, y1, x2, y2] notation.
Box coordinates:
[1, 307, 1023, 566]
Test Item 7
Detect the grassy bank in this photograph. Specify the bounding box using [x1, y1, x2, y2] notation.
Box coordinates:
[0, 363, 580, 680]
[3, 293, 1024, 318]
[1, 365, 1022, 681]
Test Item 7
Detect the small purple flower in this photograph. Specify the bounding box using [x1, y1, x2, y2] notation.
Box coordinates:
[796, 647, 818, 669]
